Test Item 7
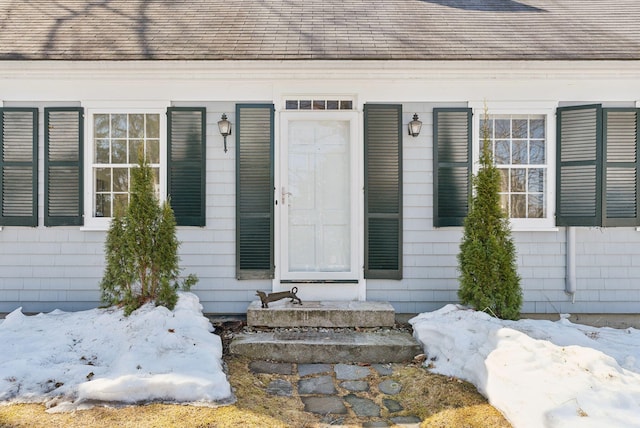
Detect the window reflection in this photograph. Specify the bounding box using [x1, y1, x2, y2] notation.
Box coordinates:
[483, 114, 546, 219]
[93, 113, 161, 218]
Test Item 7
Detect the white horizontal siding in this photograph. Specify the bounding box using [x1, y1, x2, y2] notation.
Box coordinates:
[1, 63, 640, 314]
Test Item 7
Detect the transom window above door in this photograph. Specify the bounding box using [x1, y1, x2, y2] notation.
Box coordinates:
[285, 99, 354, 111]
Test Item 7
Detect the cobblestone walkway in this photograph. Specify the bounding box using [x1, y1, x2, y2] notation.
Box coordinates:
[249, 360, 422, 427]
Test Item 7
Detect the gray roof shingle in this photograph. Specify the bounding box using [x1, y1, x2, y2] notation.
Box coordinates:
[1, 0, 639, 61]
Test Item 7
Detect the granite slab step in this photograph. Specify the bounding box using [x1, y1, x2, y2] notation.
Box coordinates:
[229, 330, 421, 363]
[246, 300, 395, 328]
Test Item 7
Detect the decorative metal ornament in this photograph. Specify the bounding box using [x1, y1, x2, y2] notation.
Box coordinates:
[255, 287, 303, 308]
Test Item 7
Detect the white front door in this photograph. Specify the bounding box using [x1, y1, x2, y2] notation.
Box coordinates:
[279, 112, 360, 283]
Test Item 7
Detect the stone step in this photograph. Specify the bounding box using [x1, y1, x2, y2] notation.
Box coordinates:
[229, 330, 422, 363]
[247, 300, 395, 328]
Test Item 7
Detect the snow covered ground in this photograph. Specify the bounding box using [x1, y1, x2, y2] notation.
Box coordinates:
[410, 305, 640, 428]
[0, 292, 232, 413]
[2, 294, 639, 427]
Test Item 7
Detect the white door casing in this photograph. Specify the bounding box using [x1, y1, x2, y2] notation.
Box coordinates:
[274, 110, 364, 300]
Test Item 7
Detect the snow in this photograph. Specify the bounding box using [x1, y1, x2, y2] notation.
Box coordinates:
[0, 292, 232, 412]
[3, 293, 639, 426]
[410, 305, 640, 428]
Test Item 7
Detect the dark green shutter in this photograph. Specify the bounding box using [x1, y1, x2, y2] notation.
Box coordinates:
[167, 107, 206, 226]
[0, 108, 38, 226]
[602, 108, 639, 227]
[556, 105, 603, 226]
[44, 107, 83, 226]
[364, 104, 402, 279]
[236, 104, 274, 279]
[433, 108, 472, 227]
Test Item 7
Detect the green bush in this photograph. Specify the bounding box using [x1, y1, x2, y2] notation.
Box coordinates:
[100, 155, 197, 315]
[457, 116, 522, 320]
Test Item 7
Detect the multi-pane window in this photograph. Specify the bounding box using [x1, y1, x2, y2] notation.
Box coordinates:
[285, 99, 353, 110]
[480, 115, 547, 218]
[92, 113, 160, 217]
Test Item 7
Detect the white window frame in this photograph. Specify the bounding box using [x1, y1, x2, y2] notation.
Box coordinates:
[82, 103, 168, 230]
[471, 102, 557, 231]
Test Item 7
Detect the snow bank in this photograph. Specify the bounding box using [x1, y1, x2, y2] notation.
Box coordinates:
[410, 305, 640, 428]
[0, 292, 232, 412]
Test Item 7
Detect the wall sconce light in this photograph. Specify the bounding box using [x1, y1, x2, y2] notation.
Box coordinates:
[408, 113, 422, 137]
[218, 113, 232, 153]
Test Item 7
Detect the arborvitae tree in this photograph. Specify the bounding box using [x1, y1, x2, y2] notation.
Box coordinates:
[457, 115, 522, 320]
[100, 154, 197, 315]
[100, 215, 134, 308]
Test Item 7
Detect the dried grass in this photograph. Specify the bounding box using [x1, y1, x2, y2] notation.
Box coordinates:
[0, 356, 511, 428]
[391, 365, 511, 427]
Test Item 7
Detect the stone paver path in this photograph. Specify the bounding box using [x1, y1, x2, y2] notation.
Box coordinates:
[255, 361, 422, 427]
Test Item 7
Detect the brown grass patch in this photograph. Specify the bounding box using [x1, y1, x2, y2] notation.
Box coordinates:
[0, 356, 511, 428]
[391, 365, 510, 427]
[0, 403, 288, 428]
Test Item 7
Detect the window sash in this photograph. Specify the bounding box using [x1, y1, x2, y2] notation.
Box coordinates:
[84, 108, 166, 228]
[474, 108, 555, 230]
[482, 114, 548, 220]
[92, 113, 161, 217]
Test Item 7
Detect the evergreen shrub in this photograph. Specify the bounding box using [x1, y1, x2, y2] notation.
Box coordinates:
[100, 154, 197, 315]
[457, 114, 522, 320]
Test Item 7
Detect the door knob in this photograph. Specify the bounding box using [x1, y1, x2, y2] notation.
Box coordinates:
[281, 186, 293, 205]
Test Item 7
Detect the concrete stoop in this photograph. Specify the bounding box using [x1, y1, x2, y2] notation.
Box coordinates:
[246, 300, 396, 328]
[230, 329, 421, 363]
[230, 301, 422, 364]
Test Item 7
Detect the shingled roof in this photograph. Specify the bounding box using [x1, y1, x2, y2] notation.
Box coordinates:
[1, 0, 640, 61]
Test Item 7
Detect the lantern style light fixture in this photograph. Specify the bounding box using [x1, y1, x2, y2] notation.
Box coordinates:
[218, 113, 232, 153]
[408, 113, 422, 137]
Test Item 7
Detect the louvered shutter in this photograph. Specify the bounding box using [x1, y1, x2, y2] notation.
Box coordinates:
[167, 107, 206, 226]
[364, 104, 402, 279]
[556, 105, 602, 226]
[433, 108, 472, 227]
[236, 104, 274, 279]
[602, 108, 639, 227]
[0, 108, 38, 226]
[45, 107, 83, 226]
